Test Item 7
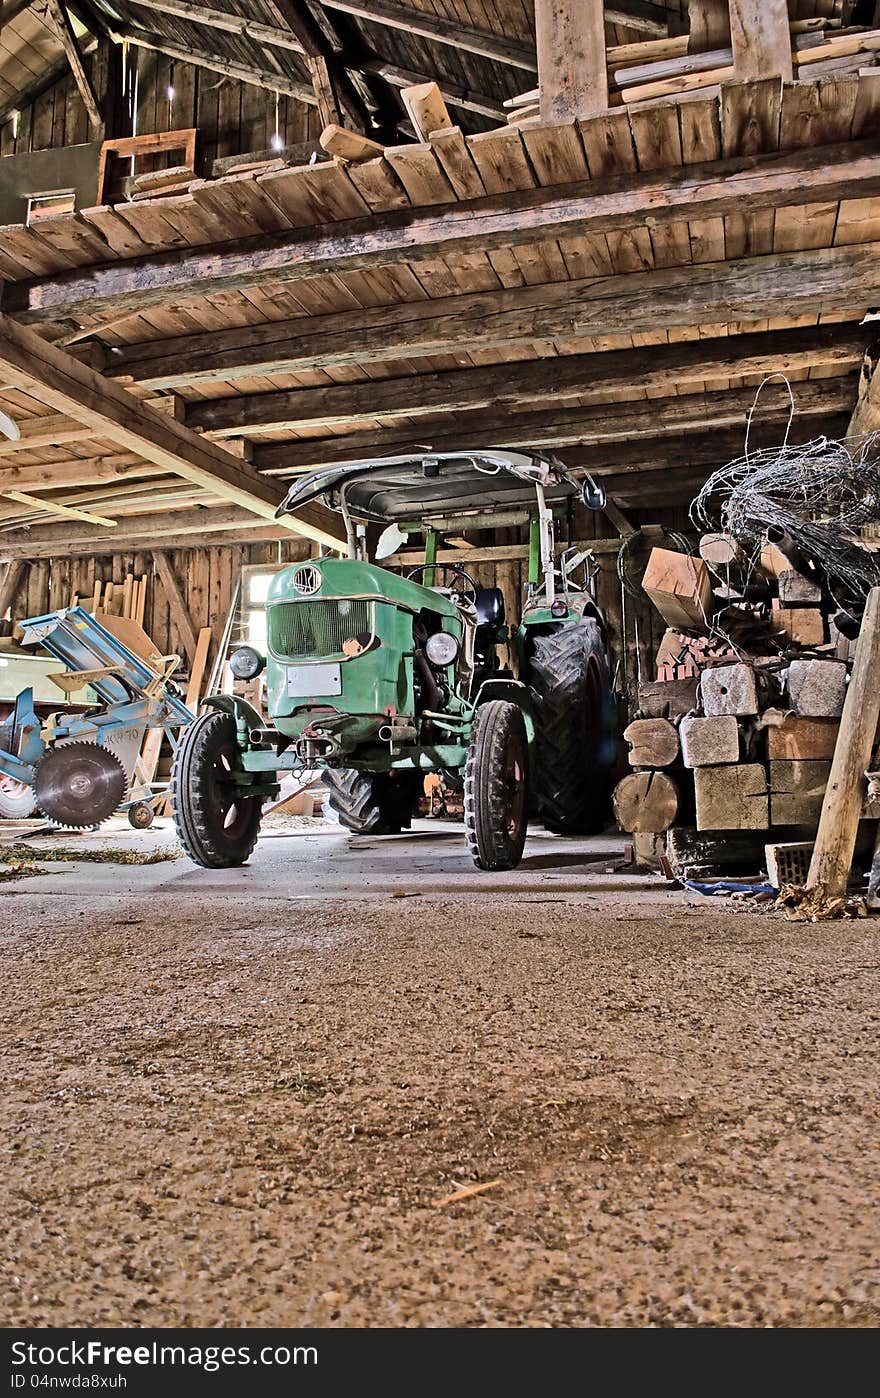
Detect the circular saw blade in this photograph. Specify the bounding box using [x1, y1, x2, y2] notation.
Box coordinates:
[34, 742, 127, 829]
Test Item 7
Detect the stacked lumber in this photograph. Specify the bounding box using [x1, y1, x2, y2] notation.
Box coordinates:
[503, 17, 880, 118]
[613, 535, 872, 883]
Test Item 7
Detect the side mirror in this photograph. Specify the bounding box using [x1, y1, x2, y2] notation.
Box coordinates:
[581, 478, 607, 511]
[376, 522, 408, 560]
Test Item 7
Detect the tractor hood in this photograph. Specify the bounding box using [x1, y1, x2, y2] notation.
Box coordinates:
[276, 450, 597, 525]
[267, 556, 463, 621]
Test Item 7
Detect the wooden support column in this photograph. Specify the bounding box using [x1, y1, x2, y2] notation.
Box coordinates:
[536, 0, 608, 122]
[688, 0, 730, 52]
[0, 559, 25, 623]
[806, 587, 880, 901]
[728, 0, 793, 80]
[151, 551, 199, 666]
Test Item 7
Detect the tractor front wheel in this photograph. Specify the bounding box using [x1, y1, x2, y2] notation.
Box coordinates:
[322, 769, 421, 835]
[171, 711, 262, 867]
[464, 700, 528, 871]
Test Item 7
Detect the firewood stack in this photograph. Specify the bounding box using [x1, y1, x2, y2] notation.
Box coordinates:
[612, 536, 865, 881]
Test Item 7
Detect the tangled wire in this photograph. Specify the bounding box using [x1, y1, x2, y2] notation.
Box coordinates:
[691, 427, 880, 606]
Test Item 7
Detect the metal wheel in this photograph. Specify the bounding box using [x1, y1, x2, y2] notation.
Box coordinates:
[127, 801, 155, 830]
[464, 700, 528, 871]
[171, 711, 262, 867]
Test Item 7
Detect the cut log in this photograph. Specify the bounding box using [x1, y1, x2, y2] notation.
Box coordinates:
[623, 717, 680, 768]
[769, 758, 830, 827]
[694, 762, 768, 830]
[641, 548, 713, 632]
[680, 714, 740, 768]
[401, 82, 452, 139]
[319, 124, 386, 162]
[765, 713, 840, 761]
[785, 659, 847, 717]
[698, 532, 746, 569]
[613, 770, 680, 833]
[637, 676, 700, 719]
[806, 587, 880, 899]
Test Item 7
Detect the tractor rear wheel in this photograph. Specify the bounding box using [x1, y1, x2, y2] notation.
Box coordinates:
[322, 769, 421, 835]
[464, 700, 528, 871]
[171, 710, 262, 867]
[530, 617, 614, 835]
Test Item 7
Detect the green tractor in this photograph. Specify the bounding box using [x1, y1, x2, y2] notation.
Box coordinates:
[171, 451, 616, 872]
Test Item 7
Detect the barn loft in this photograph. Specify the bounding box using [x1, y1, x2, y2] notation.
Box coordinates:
[1, 0, 879, 1336]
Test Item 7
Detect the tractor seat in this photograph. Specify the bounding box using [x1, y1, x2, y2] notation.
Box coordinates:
[475, 587, 505, 630]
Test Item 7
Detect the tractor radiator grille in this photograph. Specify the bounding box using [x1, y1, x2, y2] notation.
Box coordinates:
[268, 599, 373, 659]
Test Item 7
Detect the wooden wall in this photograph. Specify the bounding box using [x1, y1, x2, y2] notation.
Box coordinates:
[0, 37, 319, 171]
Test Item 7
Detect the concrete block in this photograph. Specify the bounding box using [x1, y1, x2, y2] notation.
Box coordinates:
[680, 714, 740, 768]
[778, 569, 822, 605]
[785, 659, 847, 717]
[694, 763, 768, 830]
[700, 662, 759, 717]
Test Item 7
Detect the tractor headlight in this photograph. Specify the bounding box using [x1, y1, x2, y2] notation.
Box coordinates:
[425, 632, 460, 667]
[229, 645, 265, 680]
[550, 599, 569, 618]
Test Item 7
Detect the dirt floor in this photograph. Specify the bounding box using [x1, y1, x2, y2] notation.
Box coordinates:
[0, 814, 878, 1328]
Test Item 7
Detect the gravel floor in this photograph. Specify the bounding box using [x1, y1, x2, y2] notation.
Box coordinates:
[0, 818, 877, 1328]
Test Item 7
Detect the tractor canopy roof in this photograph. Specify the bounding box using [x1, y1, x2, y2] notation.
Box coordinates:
[276, 450, 590, 525]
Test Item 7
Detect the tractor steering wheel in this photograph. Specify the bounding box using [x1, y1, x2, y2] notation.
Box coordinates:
[405, 563, 478, 604]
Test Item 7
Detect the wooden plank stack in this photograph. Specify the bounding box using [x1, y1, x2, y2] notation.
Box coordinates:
[612, 533, 872, 882]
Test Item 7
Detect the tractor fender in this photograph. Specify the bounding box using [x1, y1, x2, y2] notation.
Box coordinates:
[473, 678, 536, 745]
[202, 693, 265, 737]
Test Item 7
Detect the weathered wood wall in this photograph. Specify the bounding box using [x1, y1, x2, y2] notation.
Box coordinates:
[1, 38, 319, 168]
[0, 504, 684, 715]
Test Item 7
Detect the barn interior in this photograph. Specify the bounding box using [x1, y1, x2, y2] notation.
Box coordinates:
[0, 0, 878, 1332]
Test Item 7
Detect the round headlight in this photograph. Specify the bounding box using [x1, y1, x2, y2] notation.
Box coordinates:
[229, 645, 265, 680]
[425, 631, 460, 667]
[550, 599, 569, 618]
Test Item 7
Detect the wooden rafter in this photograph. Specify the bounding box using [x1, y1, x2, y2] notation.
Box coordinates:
[0, 505, 297, 558]
[319, 0, 538, 70]
[183, 325, 867, 438]
[114, 28, 316, 104]
[322, 0, 666, 47]
[0, 457, 161, 491]
[45, 0, 102, 132]
[100, 240, 880, 394]
[10, 142, 880, 327]
[0, 314, 344, 550]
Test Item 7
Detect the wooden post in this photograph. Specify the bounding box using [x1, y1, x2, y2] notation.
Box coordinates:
[688, 0, 730, 52]
[0, 559, 25, 626]
[806, 587, 880, 900]
[728, 0, 793, 81]
[151, 550, 199, 667]
[535, 0, 608, 122]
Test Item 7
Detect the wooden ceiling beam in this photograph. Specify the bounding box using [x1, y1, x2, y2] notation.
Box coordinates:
[249, 378, 854, 475]
[184, 324, 865, 437]
[0, 505, 290, 559]
[0, 455, 163, 490]
[11, 141, 880, 327]
[0, 314, 344, 549]
[106, 243, 880, 391]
